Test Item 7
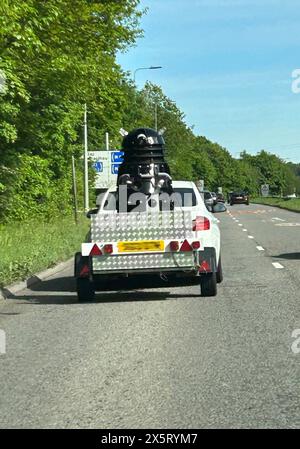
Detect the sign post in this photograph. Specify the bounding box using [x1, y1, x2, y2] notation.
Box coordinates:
[83, 104, 89, 211]
[71, 156, 78, 225]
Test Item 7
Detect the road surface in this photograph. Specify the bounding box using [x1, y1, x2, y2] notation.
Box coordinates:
[0, 203, 299, 428]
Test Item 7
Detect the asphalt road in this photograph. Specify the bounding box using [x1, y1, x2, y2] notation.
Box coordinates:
[0, 203, 299, 429]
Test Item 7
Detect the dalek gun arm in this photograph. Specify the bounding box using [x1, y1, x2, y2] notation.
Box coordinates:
[156, 172, 172, 189]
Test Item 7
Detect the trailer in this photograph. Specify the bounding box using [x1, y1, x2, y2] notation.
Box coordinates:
[74, 181, 223, 301]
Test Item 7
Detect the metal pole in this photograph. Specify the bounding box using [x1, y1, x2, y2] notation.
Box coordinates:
[105, 132, 109, 151]
[83, 103, 89, 211]
[71, 156, 78, 225]
[154, 103, 158, 131]
[133, 66, 162, 83]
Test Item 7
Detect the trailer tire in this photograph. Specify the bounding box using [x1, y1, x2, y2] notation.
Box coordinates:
[200, 272, 217, 297]
[74, 252, 82, 277]
[76, 278, 95, 302]
[216, 255, 223, 284]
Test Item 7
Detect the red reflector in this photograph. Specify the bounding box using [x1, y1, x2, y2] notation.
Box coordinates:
[104, 244, 113, 254]
[192, 241, 201, 249]
[170, 241, 179, 251]
[193, 216, 210, 231]
[180, 239, 192, 252]
[199, 260, 212, 273]
[90, 244, 102, 256]
[79, 265, 89, 277]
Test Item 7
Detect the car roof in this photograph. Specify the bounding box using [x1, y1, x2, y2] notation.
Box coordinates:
[172, 180, 196, 189]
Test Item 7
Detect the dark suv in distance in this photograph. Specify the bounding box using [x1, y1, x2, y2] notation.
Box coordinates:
[230, 191, 250, 206]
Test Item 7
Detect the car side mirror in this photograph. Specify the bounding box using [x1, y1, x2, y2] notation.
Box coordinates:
[213, 203, 227, 213]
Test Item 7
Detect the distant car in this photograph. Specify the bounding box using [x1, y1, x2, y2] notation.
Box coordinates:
[285, 193, 297, 198]
[230, 191, 250, 206]
[211, 192, 217, 204]
[202, 191, 214, 209]
[227, 191, 233, 204]
[216, 193, 225, 203]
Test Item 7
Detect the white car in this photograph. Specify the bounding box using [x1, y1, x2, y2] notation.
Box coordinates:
[76, 181, 225, 300]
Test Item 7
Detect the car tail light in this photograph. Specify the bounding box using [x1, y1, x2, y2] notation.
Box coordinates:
[193, 216, 210, 231]
[192, 241, 201, 250]
[90, 244, 102, 256]
[170, 241, 179, 251]
[103, 244, 113, 254]
[180, 240, 192, 252]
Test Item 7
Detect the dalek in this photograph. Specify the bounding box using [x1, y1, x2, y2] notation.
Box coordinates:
[117, 128, 173, 211]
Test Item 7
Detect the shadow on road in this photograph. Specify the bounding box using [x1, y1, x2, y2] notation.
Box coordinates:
[29, 274, 199, 292]
[273, 252, 300, 260]
[5, 275, 201, 305]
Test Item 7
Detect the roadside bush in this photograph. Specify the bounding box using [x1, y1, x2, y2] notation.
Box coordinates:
[0, 214, 89, 287]
[0, 154, 74, 222]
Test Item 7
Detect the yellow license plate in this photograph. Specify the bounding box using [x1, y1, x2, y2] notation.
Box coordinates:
[118, 240, 164, 253]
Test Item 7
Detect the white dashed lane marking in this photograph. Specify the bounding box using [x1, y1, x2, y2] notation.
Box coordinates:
[272, 262, 284, 269]
[229, 209, 286, 270]
[271, 217, 286, 222]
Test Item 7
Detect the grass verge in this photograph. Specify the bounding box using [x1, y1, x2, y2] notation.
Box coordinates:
[0, 215, 89, 287]
[252, 197, 300, 213]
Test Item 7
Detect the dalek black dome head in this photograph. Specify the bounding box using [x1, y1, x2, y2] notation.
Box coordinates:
[122, 128, 165, 150]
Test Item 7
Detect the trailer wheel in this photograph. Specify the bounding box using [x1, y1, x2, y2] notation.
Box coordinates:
[200, 272, 217, 297]
[74, 252, 82, 277]
[216, 255, 223, 284]
[76, 278, 95, 302]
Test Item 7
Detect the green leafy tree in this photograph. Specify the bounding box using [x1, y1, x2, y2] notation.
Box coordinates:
[0, 0, 143, 221]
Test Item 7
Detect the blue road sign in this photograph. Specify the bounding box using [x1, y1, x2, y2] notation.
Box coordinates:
[93, 161, 103, 173]
[111, 151, 124, 163]
[111, 163, 121, 175]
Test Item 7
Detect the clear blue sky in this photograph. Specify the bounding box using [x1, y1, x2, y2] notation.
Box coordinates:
[117, 0, 300, 163]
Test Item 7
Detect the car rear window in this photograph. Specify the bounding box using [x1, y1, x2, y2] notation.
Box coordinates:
[172, 188, 197, 207]
[102, 192, 117, 210]
[99, 188, 197, 211]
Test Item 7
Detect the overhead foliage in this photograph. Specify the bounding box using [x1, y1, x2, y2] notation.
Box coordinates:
[0, 1, 299, 223]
